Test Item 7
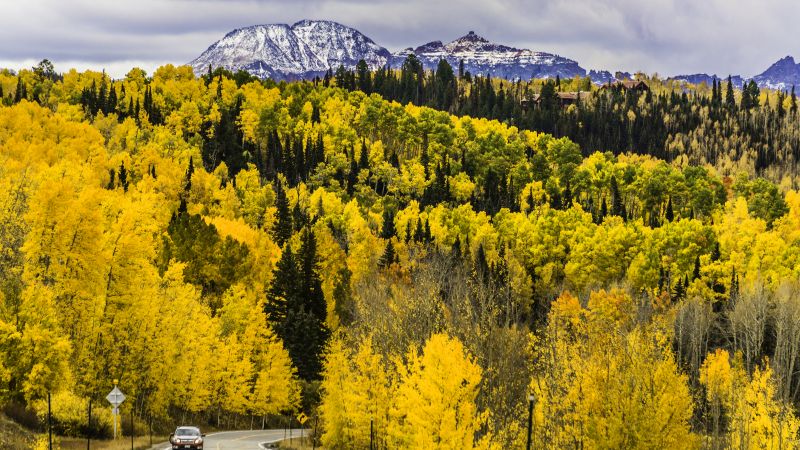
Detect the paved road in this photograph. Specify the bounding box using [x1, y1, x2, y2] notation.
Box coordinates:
[160, 429, 306, 450]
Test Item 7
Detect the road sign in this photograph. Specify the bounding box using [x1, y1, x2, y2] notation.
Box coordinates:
[297, 412, 308, 425]
[106, 386, 126, 407]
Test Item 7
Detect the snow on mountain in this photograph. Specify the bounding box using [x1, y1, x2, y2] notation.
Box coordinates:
[190, 20, 800, 90]
[191, 22, 586, 81]
[190, 20, 390, 80]
[290, 20, 391, 70]
[667, 57, 800, 92]
[752, 56, 800, 91]
[587, 70, 633, 85]
[393, 31, 586, 80]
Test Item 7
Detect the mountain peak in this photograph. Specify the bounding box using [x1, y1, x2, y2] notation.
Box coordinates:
[753, 55, 800, 90]
[452, 31, 490, 45]
[291, 19, 341, 28]
[191, 19, 390, 80]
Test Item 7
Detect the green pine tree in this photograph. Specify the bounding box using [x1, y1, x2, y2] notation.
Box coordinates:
[725, 75, 736, 110]
[273, 182, 293, 247]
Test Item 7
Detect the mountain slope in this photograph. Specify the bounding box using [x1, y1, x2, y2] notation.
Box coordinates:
[190, 20, 391, 80]
[191, 22, 585, 81]
[752, 56, 800, 90]
[291, 20, 391, 70]
[392, 31, 586, 80]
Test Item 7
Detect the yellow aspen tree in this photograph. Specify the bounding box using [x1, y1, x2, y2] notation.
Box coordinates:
[728, 358, 800, 449]
[699, 349, 733, 449]
[349, 337, 392, 447]
[534, 290, 698, 450]
[319, 336, 359, 449]
[245, 311, 300, 418]
[390, 333, 490, 450]
[16, 284, 72, 402]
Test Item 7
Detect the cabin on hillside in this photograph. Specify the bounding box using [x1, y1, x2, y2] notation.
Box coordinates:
[556, 91, 591, 106]
[521, 91, 591, 110]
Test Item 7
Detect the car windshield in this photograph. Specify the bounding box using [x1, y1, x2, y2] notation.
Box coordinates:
[176, 428, 200, 436]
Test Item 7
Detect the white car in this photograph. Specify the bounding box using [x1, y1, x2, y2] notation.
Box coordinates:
[170, 426, 205, 450]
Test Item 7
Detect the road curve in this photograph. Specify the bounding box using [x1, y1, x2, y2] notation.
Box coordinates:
[160, 429, 306, 450]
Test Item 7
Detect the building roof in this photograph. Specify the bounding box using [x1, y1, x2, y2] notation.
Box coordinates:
[557, 91, 592, 101]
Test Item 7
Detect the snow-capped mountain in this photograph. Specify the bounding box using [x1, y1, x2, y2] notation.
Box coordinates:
[668, 57, 800, 91]
[191, 22, 586, 81]
[392, 31, 586, 80]
[190, 20, 391, 80]
[290, 20, 391, 72]
[190, 20, 800, 90]
[752, 56, 800, 91]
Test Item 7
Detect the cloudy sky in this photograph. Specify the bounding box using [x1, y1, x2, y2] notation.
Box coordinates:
[2, 0, 798, 78]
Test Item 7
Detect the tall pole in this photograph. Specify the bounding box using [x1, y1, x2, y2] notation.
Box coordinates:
[526, 394, 535, 450]
[130, 411, 134, 450]
[87, 400, 92, 450]
[113, 379, 118, 440]
[312, 415, 318, 450]
[48, 392, 52, 450]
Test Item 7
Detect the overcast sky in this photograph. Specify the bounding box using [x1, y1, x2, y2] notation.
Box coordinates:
[2, 0, 798, 78]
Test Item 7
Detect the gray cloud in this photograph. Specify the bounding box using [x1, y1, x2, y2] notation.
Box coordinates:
[1, 0, 798, 78]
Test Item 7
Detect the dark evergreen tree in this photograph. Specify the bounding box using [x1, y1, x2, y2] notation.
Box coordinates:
[379, 240, 398, 268]
[13, 80, 26, 104]
[413, 218, 424, 243]
[332, 266, 354, 326]
[665, 197, 674, 222]
[711, 242, 721, 262]
[184, 156, 194, 193]
[118, 162, 129, 192]
[672, 276, 685, 302]
[381, 206, 396, 239]
[292, 201, 307, 232]
[725, 75, 736, 110]
[273, 182, 293, 247]
[355, 59, 372, 94]
[358, 140, 370, 171]
[266, 228, 330, 380]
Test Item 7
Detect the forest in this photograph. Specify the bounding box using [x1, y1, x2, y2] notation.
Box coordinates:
[328, 57, 800, 185]
[0, 58, 799, 448]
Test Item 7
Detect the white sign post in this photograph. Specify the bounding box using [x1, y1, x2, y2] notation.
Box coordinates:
[106, 382, 126, 439]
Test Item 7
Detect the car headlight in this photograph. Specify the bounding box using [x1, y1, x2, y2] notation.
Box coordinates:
[195, 437, 203, 445]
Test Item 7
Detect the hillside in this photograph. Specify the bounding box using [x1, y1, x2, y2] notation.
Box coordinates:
[0, 63, 799, 448]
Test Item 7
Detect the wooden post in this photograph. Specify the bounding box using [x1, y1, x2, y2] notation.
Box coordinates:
[87, 400, 92, 450]
[48, 392, 52, 450]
